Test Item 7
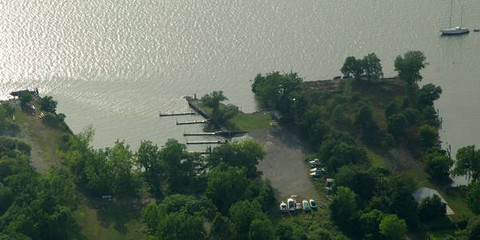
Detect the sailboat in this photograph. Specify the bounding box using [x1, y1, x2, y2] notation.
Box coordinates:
[441, 0, 469, 35]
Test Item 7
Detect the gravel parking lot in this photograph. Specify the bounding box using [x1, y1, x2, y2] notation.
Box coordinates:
[250, 127, 319, 200]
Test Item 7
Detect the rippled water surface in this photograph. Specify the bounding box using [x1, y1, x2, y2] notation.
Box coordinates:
[1, 0, 479, 161]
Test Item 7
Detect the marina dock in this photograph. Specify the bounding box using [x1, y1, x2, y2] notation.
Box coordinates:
[186, 140, 227, 145]
[159, 112, 196, 117]
[176, 119, 208, 125]
[184, 132, 219, 136]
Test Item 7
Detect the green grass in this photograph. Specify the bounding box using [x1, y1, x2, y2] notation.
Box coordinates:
[74, 205, 145, 240]
[367, 149, 391, 169]
[228, 112, 271, 131]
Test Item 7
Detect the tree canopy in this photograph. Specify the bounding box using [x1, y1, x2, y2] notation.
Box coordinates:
[394, 50, 428, 86]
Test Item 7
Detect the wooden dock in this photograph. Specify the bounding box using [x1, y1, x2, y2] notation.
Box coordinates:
[176, 119, 208, 125]
[184, 132, 219, 136]
[159, 112, 196, 117]
[186, 140, 227, 145]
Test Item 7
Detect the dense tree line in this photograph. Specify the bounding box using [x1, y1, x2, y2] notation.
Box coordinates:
[0, 138, 78, 239]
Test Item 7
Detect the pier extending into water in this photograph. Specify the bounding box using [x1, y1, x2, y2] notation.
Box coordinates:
[176, 119, 208, 125]
[159, 112, 196, 117]
[186, 140, 227, 145]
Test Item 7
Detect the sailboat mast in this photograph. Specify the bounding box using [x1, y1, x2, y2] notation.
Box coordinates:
[449, 0, 453, 27]
[461, 5, 464, 27]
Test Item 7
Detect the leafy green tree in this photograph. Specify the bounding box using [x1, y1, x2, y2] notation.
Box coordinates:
[156, 212, 206, 240]
[394, 50, 428, 86]
[252, 72, 303, 113]
[418, 195, 446, 222]
[205, 166, 248, 214]
[335, 165, 377, 201]
[362, 53, 383, 82]
[452, 145, 480, 182]
[385, 102, 398, 119]
[255, 179, 276, 213]
[210, 213, 232, 240]
[458, 215, 480, 240]
[105, 140, 138, 197]
[379, 214, 407, 240]
[136, 140, 165, 198]
[201, 91, 228, 111]
[360, 209, 385, 240]
[384, 176, 418, 228]
[418, 83, 442, 107]
[387, 113, 408, 140]
[467, 181, 480, 214]
[249, 218, 274, 240]
[341, 56, 364, 79]
[326, 142, 369, 173]
[297, 105, 330, 146]
[422, 148, 453, 183]
[207, 140, 265, 177]
[419, 124, 439, 150]
[39, 96, 57, 113]
[19, 93, 32, 107]
[355, 105, 381, 145]
[229, 200, 263, 240]
[330, 187, 359, 231]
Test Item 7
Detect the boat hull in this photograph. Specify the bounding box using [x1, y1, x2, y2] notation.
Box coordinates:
[441, 27, 470, 35]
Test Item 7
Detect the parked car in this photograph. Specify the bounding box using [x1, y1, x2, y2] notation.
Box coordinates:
[309, 167, 325, 172]
[309, 199, 317, 209]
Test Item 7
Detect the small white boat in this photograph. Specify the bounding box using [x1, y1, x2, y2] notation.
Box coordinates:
[287, 198, 295, 211]
[309, 199, 317, 209]
[302, 200, 310, 211]
[280, 202, 287, 212]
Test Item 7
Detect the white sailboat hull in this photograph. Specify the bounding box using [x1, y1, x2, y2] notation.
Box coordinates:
[441, 27, 470, 35]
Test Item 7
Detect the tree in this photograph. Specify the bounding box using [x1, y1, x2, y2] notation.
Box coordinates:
[19, 93, 32, 107]
[387, 113, 408, 140]
[330, 187, 359, 231]
[385, 102, 398, 118]
[210, 213, 232, 240]
[105, 140, 139, 197]
[249, 218, 274, 240]
[379, 214, 407, 240]
[419, 124, 439, 150]
[467, 181, 480, 214]
[251, 72, 303, 112]
[384, 176, 419, 228]
[255, 179, 276, 213]
[362, 53, 383, 82]
[136, 140, 165, 198]
[341, 56, 363, 79]
[229, 200, 263, 240]
[360, 209, 385, 240]
[394, 50, 428, 86]
[452, 145, 480, 182]
[155, 212, 206, 240]
[207, 140, 265, 177]
[205, 166, 248, 214]
[355, 105, 381, 145]
[458, 215, 480, 240]
[418, 83, 442, 107]
[418, 195, 446, 222]
[39, 96, 57, 113]
[326, 142, 370, 173]
[335, 165, 377, 201]
[422, 148, 453, 183]
[201, 91, 228, 112]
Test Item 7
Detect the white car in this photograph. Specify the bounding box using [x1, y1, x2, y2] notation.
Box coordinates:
[287, 198, 295, 212]
[309, 167, 325, 172]
[302, 200, 310, 211]
[309, 199, 317, 209]
[280, 202, 287, 212]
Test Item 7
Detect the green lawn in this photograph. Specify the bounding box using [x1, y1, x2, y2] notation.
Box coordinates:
[228, 112, 271, 131]
[366, 149, 391, 169]
[74, 205, 145, 240]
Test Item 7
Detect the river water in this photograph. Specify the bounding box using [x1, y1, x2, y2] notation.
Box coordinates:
[1, 0, 479, 165]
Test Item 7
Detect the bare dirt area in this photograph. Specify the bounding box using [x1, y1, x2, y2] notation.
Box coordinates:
[250, 127, 319, 200]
